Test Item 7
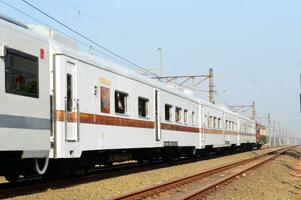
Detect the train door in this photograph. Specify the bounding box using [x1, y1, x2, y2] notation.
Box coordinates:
[155, 90, 161, 141]
[65, 61, 79, 142]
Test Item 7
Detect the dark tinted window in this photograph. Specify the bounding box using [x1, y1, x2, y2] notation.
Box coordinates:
[175, 107, 182, 123]
[115, 91, 128, 114]
[138, 97, 149, 118]
[5, 49, 38, 98]
[66, 74, 73, 112]
[165, 104, 172, 121]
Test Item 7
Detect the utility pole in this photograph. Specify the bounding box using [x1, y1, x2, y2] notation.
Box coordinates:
[158, 48, 163, 76]
[278, 122, 281, 146]
[252, 101, 256, 120]
[209, 68, 215, 104]
[286, 130, 288, 145]
[268, 113, 271, 146]
[273, 120, 276, 146]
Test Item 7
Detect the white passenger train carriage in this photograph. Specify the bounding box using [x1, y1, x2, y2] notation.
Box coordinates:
[0, 15, 257, 181]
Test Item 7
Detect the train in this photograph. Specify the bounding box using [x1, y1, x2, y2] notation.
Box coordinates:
[0, 15, 261, 181]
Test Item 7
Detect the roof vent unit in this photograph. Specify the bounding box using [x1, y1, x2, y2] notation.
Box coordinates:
[28, 24, 77, 49]
[166, 84, 177, 89]
[182, 88, 194, 97]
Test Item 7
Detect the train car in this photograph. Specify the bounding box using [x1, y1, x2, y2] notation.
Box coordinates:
[0, 15, 257, 181]
[237, 115, 256, 149]
[256, 123, 266, 147]
[0, 15, 51, 180]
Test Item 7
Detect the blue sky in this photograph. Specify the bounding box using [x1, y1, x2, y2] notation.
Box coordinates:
[1, 0, 300, 137]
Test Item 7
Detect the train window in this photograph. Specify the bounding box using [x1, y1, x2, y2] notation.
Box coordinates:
[115, 91, 128, 114]
[192, 111, 195, 125]
[138, 97, 149, 118]
[101, 87, 110, 113]
[184, 109, 188, 124]
[5, 48, 39, 98]
[66, 74, 73, 112]
[175, 107, 182, 123]
[165, 104, 172, 122]
[165, 104, 173, 121]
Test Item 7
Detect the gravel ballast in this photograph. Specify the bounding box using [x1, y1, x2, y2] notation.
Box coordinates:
[204, 147, 301, 200]
[4, 147, 288, 200]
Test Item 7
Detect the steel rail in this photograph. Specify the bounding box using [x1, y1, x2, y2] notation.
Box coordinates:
[180, 148, 289, 200]
[111, 147, 291, 200]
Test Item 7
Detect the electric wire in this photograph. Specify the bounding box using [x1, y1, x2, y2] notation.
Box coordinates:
[0, 0, 147, 71]
[56, 0, 158, 52]
[55, 0, 191, 75]
[21, 0, 159, 77]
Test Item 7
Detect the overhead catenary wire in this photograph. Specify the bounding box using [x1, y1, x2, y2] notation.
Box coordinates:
[55, 0, 191, 75]
[0, 0, 121, 62]
[56, 0, 158, 52]
[20, 0, 159, 77]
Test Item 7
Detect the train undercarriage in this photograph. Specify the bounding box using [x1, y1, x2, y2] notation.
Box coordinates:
[0, 143, 259, 182]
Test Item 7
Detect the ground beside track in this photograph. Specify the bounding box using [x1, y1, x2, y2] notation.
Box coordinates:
[3, 147, 287, 200]
[204, 147, 301, 200]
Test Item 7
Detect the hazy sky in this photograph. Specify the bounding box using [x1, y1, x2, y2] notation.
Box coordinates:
[1, 0, 300, 136]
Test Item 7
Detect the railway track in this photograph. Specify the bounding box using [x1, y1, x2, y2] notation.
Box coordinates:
[0, 147, 259, 199]
[111, 146, 291, 200]
[0, 146, 287, 199]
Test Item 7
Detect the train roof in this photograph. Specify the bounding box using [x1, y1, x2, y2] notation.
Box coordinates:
[0, 16, 255, 123]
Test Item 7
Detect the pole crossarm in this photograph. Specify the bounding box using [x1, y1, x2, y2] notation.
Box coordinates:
[226, 105, 253, 108]
[151, 68, 215, 104]
[226, 102, 256, 120]
[151, 75, 210, 88]
[151, 75, 209, 79]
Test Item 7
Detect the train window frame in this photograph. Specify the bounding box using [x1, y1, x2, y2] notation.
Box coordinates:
[175, 107, 182, 123]
[138, 97, 149, 118]
[165, 104, 173, 122]
[5, 48, 39, 98]
[114, 90, 129, 115]
[184, 109, 188, 125]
